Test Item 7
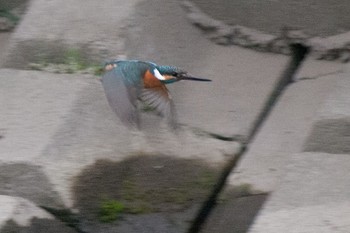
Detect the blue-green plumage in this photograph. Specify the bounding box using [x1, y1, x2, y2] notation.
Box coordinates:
[101, 59, 211, 129]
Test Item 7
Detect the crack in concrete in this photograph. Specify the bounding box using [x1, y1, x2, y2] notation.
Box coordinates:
[4, 46, 311, 233]
[296, 70, 342, 82]
[188, 43, 310, 233]
[187, 125, 246, 143]
[247, 43, 310, 142]
[181, 0, 350, 63]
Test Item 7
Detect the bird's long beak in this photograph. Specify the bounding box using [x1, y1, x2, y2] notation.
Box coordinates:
[181, 76, 212, 82]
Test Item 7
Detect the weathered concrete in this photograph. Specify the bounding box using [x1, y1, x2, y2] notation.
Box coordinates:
[199, 60, 345, 232]
[126, 0, 288, 138]
[0, 0, 27, 10]
[0, 68, 240, 231]
[0, 163, 64, 208]
[202, 194, 267, 233]
[1, 0, 141, 68]
[0, 195, 52, 227]
[0, 69, 94, 162]
[2, 0, 350, 232]
[293, 56, 343, 81]
[190, 0, 350, 37]
[183, 0, 350, 62]
[226, 62, 343, 193]
[304, 67, 350, 154]
[229, 63, 350, 232]
[0, 1, 288, 231]
[249, 152, 350, 233]
[0, 32, 11, 62]
[0, 69, 235, 202]
[0, 195, 76, 233]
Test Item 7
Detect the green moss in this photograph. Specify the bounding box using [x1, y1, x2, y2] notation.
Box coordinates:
[63, 49, 86, 70]
[99, 199, 125, 223]
[0, 9, 19, 24]
[28, 48, 104, 76]
[115, 165, 217, 213]
[125, 201, 153, 214]
[73, 156, 221, 222]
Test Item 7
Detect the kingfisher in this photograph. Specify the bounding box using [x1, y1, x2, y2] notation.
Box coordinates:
[101, 59, 211, 129]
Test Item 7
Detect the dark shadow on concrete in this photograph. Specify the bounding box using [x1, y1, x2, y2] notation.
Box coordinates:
[71, 155, 220, 232]
[188, 43, 309, 233]
[1, 218, 78, 233]
[304, 118, 350, 154]
[73, 155, 220, 218]
[201, 194, 267, 233]
[0, 163, 64, 208]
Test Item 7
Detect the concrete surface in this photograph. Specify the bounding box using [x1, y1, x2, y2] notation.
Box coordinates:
[0, 0, 27, 10]
[2, 0, 350, 232]
[0, 69, 94, 163]
[0, 68, 239, 232]
[1, 0, 141, 68]
[202, 194, 267, 233]
[226, 60, 343, 193]
[126, 0, 288, 138]
[183, 0, 350, 62]
[190, 0, 350, 37]
[0, 68, 238, 202]
[0, 195, 76, 233]
[249, 152, 350, 233]
[304, 69, 350, 154]
[232, 63, 350, 232]
[199, 59, 346, 232]
[0, 195, 53, 227]
[0, 32, 11, 61]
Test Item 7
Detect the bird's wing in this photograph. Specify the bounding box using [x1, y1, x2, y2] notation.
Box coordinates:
[140, 84, 177, 129]
[101, 68, 139, 128]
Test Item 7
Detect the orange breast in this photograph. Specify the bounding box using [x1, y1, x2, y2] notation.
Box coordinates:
[143, 69, 163, 88]
[143, 69, 169, 98]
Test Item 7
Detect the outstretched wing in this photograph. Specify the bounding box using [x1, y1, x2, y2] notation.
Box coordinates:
[140, 70, 177, 128]
[102, 68, 139, 128]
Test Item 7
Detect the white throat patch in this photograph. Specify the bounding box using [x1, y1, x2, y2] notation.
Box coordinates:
[153, 68, 165, 80]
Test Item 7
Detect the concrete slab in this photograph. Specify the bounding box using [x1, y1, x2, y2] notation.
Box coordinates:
[0, 68, 236, 198]
[249, 152, 350, 233]
[0, 68, 241, 231]
[201, 194, 267, 233]
[226, 65, 341, 193]
[0, 196, 77, 233]
[0, 163, 64, 208]
[4, 0, 288, 138]
[0, 195, 53, 228]
[0, 32, 11, 63]
[0, 69, 94, 162]
[0, 0, 27, 11]
[1, 0, 141, 68]
[304, 68, 350, 154]
[190, 0, 350, 37]
[294, 56, 343, 81]
[126, 0, 289, 138]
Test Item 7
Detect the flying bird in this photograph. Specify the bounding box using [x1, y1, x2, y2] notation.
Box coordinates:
[101, 60, 211, 129]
